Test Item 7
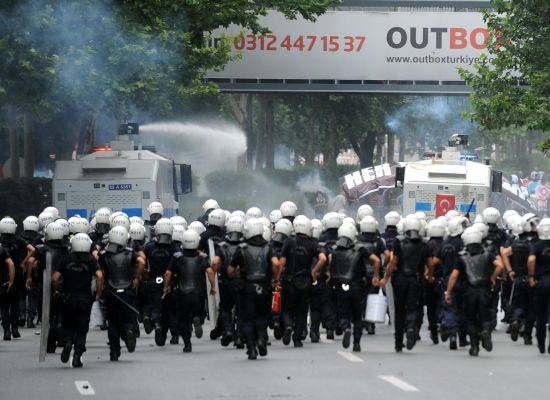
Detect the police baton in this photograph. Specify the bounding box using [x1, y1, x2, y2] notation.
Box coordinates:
[508, 279, 516, 307]
[108, 289, 140, 315]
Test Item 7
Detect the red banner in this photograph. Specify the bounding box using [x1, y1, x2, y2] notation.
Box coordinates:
[435, 193, 455, 217]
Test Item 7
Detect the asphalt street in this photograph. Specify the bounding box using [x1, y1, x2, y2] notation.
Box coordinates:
[0, 319, 548, 400]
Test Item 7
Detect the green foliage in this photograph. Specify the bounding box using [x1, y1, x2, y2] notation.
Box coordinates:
[461, 0, 550, 133]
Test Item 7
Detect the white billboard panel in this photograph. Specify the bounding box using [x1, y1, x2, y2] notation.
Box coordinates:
[207, 11, 488, 81]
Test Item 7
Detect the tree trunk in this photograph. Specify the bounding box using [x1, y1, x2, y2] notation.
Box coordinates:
[264, 95, 274, 170]
[23, 111, 34, 178]
[387, 132, 395, 163]
[375, 132, 384, 164]
[358, 132, 377, 168]
[7, 105, 20, 182]
[305, 122, 316, 166]
[82, 113, 98, 155]
[398, 136, 406, 162]
[256, 95, 267, 170]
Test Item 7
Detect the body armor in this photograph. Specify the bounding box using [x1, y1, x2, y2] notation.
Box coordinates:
[398, 238, 424, 277]
[219, 241, 240, 279]
[104, 250, 134, 290]
[357, 240, 376, 276]
[511, 236, 530, 276]
[173, 253, 207, 294]
[239, 243, 271, 283]
[330, 245, 363, 284]
[148, 244, 173, 277]
[460, 249, 491, 287]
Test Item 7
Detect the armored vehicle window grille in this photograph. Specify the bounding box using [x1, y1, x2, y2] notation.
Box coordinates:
[106, 192, 140, 205]
[68, 193, 102, 206]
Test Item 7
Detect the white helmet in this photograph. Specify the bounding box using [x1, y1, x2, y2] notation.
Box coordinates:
[445, 210, 461, 219]
[147, 201, 164, 217]
[129, 223, 146, 241]
[108, 226, 129, 247]
[343, 217, 356, 227]
[448, 216, 467, 237]
[472, 221, 489, 239]
[323, 212, 343, 230]
[38, 211, 55, 229]
[482, 207, 500, 225]
[269, 209, 282, 224]
[231, 210, 246, 220]
[226, 216, 245, 234]
[129, 216, 144, 226]
[262, 225, 272, 241]
[171, 225, 185, 243]
[311, 219, 323, 240]
[274, 219, 293, 237]
[280, 201, 298, 218]
[208, 208, 226, 228]
[384, 211, 401, 227]
[502, 210, 520, 228]
[436, 215, 449, 226]
[70, 233, 92, 253]
[181, 229, 200, 249]
[403, 216, 422, 238]
[202, 199, 220, 213]
[155, 218, 174, 235]
[224, 210, 231, 224]
[43, 206, 60, 220]
[109, 211, 128, 224]
[0, 217, 17, 234]
[427, 219, 445, 238]
[245, 207, 263, 220]
[71, 218, 90, 234]
[23, 216, 40, 232]
[95, 208, 112, 224]
[293, 215, 312, 237]
[111, 215, 130, 231]
[510, 218, 524, 236]
[473, 214, 484, 224]
[259, 216, 271, 229]
[396, 219, 404, 235]
[537, 218, 550, 240]
[360, 216, 378, 233]
[90, 218, 97, 231]
[244, 218, 264, 239]
[414, 211, 427, 221]
[356, 204, 374, 222]
[45, 222, 65, 241]
[56, 218, 70, 237]
[188, 221, 206, 235]
[522, 213, 539, 233]
[462, 226, 483, 246]
[170, 216, 188, 230]
[338, 223, 357, 241]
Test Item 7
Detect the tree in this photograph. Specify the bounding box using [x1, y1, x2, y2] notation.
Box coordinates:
[461, 0, 550, 136]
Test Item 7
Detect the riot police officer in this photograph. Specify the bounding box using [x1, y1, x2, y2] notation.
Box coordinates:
[228, 218, 279, 360]
[99, 226, 146, 361]
[0, 246, 15, 339]
[164, 230, 216, 353]
[381, 211, 401, 251]
[328, 222, 380, 352]
[527, 218, 550, 354]
[445, 227, 502, 356]
[52, 233, 103, 367]
[380, 216, 432, 352]
[142, 218, 179, 346]
[278, 215, 326, 348]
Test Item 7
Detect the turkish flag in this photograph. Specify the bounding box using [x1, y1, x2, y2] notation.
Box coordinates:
[435, 194, 455, 217]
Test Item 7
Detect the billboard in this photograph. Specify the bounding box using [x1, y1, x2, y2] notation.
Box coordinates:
[207, 11, 488, 81]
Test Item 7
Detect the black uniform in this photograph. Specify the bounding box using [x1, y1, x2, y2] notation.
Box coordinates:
[487, 224, 509, 325]
[56, 252, 99, 355]
[31, 241, 70, 351]
[0, 234, 28, 337]
[99, 246, 139, 359]
[529, 239, 550, 353]
[19, 231, 43, 327]
[280, 234, 319, 345]
[506, 233, 535, 342]
[454, 244, 496, 354]
[419, 236, 444, 342]
[391, 235, 431, 351]
[142, 240, 179, 343]
[309, 239, 336, 340]
[230, 236, 275, 359]
[167, 250, 210, 349]
[319, 228, 340, 336]
[0, 247, 14, 337]
[330, 240, 373, 348]
[217, 238, 244, 345]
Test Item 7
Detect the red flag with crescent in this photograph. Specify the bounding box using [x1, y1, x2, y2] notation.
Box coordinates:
[436, 194, 455, 217]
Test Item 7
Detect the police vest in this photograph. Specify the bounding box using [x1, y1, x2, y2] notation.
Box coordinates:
[330, 245, 364, 284]
[459, 249, 491, 287]
[511, 236, 531, 276]
[357, 240, 376, 275]
[397, 237, 425, 277]
[103, 249, 134, 290]
[173, 252, 207, 294]
[239, 243, 271, 283]
[148, 244, 174, 276]
[219, 241, 240, 279]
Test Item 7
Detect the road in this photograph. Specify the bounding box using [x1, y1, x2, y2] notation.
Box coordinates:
[0, 320, 547, 400]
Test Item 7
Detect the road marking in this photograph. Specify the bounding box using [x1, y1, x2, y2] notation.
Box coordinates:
[74, 381, 96, 396]
[378, 375, 419, 392]
[337, 351, 364, 363]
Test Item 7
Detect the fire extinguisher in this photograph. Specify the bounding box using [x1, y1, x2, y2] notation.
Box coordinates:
[272, 290, 281, 313]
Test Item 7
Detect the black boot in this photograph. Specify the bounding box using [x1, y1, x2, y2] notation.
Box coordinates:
[282, 327, 292, 346]
[125, 330, 136, 353]
[353, 342, 361, 352]
[234, 335, 244, 349]
[247, 346, 258, 360]
[523, 334, 533, 345]
[406, 328, 416, 350]
[11, 325, 20, 339]
[480, 330, 493, 352]
[143, 317, 153, 334]
[273, 321, 282, 340]
[61, 343, 72, 364]
[27, 317, 35, 329]
[430, 329, 439, 344]
[326, 330, 335, 340]
[257, 337, 268, 356]
[221, 331, 233, 347]
[72, 351, 83, 368]
[342, 329, 351, 349]
[109, 348, 120, 361]
[183, 339, 192, 353]
[154, 324, 166, 346]
[3, 327, 11, 341]
[310, 330, 320, 343]
[449, 336, 458, 350]
[209, 325, 221, 340]
[459, 335, 470, 347]
[440, 322, 448, 342]
[469, 346, 479, 356]
[193, 317, 203, 339]
[509, 321, 520, 342]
